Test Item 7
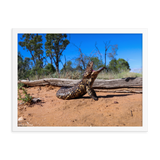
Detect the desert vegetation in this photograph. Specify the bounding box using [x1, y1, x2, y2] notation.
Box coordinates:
[18, 34, 142, 81]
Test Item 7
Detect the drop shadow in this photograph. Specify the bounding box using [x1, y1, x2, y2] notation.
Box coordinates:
[98, 94, 132, 98]
[76, 94, 132, 100]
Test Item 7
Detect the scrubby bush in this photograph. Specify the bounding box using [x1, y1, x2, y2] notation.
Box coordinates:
[108, 58, 130, 73]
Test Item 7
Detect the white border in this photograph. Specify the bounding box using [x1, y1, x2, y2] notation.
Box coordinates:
[13, 28, 147, 34]
[9, 27, 11, 132]
[147, 28, 151, 132]
[12, 26, 149, 28]
[12, 28, 148, 132]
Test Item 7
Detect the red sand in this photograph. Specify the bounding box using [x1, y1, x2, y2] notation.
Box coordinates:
[18, 86, 142, 127]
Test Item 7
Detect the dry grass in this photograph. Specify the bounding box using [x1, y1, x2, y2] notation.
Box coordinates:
[29, 70, 142, 80]
[97, 70, 142, 80]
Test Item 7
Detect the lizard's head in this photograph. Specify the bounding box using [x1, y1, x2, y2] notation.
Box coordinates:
[83, 61, 107, 79]
[91, 66, 107, 78]
[83, 61, 94, 78]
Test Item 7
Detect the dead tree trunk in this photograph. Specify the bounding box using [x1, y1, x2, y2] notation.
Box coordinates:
[18, 77, 142, 89]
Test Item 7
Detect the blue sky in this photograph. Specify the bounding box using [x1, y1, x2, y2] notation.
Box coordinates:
[18, 33, 142, 72]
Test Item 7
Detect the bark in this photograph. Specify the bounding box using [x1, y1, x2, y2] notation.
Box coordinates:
[18, 77, 142, 89]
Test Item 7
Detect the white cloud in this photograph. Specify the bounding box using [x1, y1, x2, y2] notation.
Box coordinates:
[130, 68, 142, 73]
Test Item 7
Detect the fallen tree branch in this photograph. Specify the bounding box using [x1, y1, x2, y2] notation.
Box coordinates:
[94, 89, 142, 94]
[18, 77, 142, 89]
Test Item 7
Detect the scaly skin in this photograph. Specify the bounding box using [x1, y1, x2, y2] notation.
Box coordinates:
[56, 61, 106, 100]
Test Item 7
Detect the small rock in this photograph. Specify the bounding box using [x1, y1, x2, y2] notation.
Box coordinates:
[19, 102, 25, 105]
[32, 98, 41, 103]
[114, 101, 118, 104]
[18, 117, 23, 121]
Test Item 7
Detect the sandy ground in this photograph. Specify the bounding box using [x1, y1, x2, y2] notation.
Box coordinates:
[18, 85, 142, 127]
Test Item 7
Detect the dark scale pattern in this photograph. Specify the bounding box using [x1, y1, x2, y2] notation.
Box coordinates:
[56, 62, 106, 101]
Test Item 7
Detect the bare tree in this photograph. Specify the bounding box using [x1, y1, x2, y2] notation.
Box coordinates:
[60, 55, 67, 72]
[107, 44, 118, 59]
[94, 42, 103, 60]
[72, 43, 90, 71]
[104, 41, 112, 66]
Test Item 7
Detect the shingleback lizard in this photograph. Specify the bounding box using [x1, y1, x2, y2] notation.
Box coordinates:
[56, 61, 106, 101]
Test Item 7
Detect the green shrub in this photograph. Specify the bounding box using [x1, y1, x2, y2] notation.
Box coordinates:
[18, 83, 32, 104]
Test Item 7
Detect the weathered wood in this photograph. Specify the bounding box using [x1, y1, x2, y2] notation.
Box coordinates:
[94, 89, 142, 94]
[92, 77, 142, 89]
[18, 77, 142, 89]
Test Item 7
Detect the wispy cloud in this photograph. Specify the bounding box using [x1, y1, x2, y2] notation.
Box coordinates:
[129, 59, 135, 61]
[130, 68, 142, 73]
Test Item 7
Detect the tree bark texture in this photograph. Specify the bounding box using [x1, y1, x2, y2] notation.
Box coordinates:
[18, 77, 142, 89]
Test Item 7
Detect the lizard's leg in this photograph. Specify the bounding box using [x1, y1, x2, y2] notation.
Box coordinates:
[86, 80, 98, 101]
[86, 86, 98, 100]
